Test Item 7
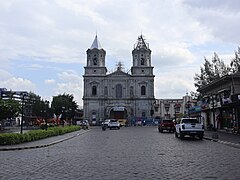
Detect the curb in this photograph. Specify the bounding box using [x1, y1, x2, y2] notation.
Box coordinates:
[0, 130, 90, 151]
[203, 136, 240, 149]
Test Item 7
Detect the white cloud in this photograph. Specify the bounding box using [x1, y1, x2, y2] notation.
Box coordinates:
[45, 79, 56, 84]
[55, 71, 83, 106]
[0, 68, 36, 92]
[155, 68, 197, 99]
[0, 77, 36, 92]
[58, 71, 82, 83]
[183, 0, 240, 43]
[0, 0, 239, 106]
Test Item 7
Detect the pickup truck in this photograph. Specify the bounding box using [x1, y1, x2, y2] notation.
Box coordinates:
[175, 118, 204, 140]
[158, 119, 175, 133]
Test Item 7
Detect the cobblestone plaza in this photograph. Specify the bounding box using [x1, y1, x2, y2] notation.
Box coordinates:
[1, 127, 240, 180]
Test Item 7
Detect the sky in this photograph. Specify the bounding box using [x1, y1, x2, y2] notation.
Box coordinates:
[0, 0, 240, 107]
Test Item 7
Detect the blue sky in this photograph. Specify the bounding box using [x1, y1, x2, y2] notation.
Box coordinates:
[0, 0, 240, 107]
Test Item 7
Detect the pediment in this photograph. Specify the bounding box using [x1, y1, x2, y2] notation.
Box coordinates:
[89, 80, 100, 85]
[107, 70, 131, 77]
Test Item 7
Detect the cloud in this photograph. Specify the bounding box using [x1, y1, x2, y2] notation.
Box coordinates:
[24, 64, 43, 70]
[0, 0, 239, 106]
[154, 68, 197, 99]
[58, 71, 82, 83]
[0, 77, 36, 92]
[0, 68, 36, 92]
[45, 79, 56, 84]
[183, 0, 240, 43]
[55, 71, 83, 106]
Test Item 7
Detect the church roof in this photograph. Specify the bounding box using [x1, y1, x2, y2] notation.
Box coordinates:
[90, 35, 102, 49]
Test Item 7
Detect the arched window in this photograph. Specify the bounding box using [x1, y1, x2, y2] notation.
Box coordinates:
[92, 86, 97, 95]
[93, 57, 97, 65]
[141, 85, 146, 96]
[116, 84, 122, 98]
[141, 58, 145, 65]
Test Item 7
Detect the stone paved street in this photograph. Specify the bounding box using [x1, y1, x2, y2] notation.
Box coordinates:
[1, 126, 240, 180]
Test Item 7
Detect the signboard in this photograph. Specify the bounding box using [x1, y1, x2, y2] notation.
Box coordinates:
[113, 107, 125, 111]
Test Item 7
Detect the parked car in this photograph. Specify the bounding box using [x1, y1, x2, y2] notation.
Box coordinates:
[102, 119, 111, 127]
[158, 119, 175, 133]
[108, 119, 120, 130]
[118, 119, 127, 127]
[175, 118, 204, 140]
[136, 120, 142, 126]
[91, 120, 97, 126]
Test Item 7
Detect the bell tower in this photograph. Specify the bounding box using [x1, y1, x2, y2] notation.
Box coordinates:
[84, 35, 107, 75]
[131, 35, 153, 76]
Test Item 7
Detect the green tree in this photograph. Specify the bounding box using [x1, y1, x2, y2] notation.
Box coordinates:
[28, 92, 46, 117]
[194, 53, 229, 89]
[230, 48, 240, 73]
[212, 52, 229, 78]
[0, 98, 21, 128]
[51, 93, 78, 119]
[194, 57, 214, 88]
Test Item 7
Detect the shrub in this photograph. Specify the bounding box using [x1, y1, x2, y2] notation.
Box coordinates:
[0, 125, 81, 145]
[0, 133, 19, 145]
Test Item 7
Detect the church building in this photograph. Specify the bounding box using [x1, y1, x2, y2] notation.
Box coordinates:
[83, 35, 155, 124]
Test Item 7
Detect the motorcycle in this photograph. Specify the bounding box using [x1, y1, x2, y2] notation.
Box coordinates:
[102, 125, 106, 131]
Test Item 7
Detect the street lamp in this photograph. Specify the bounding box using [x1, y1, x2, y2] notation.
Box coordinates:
[185, 101, 191, 117]
[210, 94, 217, 131]
[20, 92, 28, 134]
[44, 100, 49, 130]
[61, 106, 66, 127]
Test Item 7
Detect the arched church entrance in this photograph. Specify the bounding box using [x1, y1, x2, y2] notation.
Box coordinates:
[110, 107, 127, 119]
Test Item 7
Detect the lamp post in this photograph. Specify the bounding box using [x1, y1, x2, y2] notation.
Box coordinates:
[61, 106, 66, 127]
[185, 101, 191, 117]
[20, 92, 28, 134]
[210, 94, 216, 131]
[174, 104, 177, 121]
[44, 100, 49, 130]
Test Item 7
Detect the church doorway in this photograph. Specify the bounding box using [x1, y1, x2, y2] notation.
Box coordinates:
[110, 107, 127, 119]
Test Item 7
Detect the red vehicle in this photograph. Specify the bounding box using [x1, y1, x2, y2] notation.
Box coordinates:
[158, 119, 175, 133]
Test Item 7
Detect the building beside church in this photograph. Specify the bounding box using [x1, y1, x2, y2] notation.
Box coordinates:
[83, 35, 155, 124]
[154, 94, 196, 120]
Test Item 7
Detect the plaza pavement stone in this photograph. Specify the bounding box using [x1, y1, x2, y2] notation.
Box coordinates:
[0, 126, 240, 180]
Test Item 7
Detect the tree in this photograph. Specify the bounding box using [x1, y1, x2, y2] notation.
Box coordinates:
[28, 92, 46, 117]
[230, 47, 240, 73]
[51, 93, 78, 120]
[194, 53, 229, 89]
[194, 57, 214, 89]
[0, 98, 21, 129]
[212, 52, 229, 78]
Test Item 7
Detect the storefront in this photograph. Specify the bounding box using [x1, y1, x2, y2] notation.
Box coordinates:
[197, 74, 240, 131]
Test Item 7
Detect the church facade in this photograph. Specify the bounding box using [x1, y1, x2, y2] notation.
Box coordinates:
[83, 35, 155, 124]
